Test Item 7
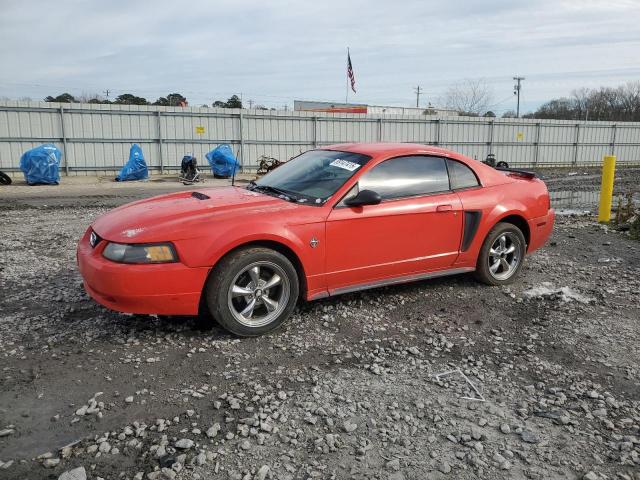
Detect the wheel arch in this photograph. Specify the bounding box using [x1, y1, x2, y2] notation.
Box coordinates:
[198, 238, 308, 315]
[495, 213, 530, 248]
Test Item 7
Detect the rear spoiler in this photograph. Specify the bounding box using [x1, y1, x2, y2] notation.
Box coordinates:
[495, 167, 537, 179]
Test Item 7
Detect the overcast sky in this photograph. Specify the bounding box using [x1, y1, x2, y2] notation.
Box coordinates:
[1, 0, 639, 113]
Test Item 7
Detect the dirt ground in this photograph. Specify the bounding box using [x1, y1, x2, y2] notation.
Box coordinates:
[0, 169, 639, 480]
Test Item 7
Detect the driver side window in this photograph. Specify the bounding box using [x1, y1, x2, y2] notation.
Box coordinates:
[358, 155, 450, 200]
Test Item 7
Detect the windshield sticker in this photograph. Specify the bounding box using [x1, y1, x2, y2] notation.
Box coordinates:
[330, 159, 361, 172]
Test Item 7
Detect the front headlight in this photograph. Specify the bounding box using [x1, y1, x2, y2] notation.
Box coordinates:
[102, 242, 178, 264]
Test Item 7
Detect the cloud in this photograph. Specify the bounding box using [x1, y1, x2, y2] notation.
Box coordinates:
[0, 0, 639, 112]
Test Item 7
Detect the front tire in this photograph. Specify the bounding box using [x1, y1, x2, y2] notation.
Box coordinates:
[475, 223, 526, 286]
[205, 247, 299, 336]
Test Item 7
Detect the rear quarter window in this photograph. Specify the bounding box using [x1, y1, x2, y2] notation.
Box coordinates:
[447, 159, 480, 190]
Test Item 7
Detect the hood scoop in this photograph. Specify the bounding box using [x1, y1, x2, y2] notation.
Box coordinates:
[191, 191, 210, 200]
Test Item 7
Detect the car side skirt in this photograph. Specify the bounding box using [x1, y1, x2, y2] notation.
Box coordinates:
[326, 267, 475, 297]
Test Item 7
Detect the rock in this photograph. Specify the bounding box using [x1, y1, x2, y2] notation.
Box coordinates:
[160, 467, 176, 479]
[386, 458, 401, 471]
[256, 465, 270, 480]
[98, 441, 111, 453]
[206, 424, 220, 438]
[43, 458, 61, 468]
[500, 424, 510, 434]
[125, 396, 134, 404]
[438, 461, 452, 474]
[174, 439, 194, 450]
[0, 429, 15, 437]
[155, 447, 167, 459]
[158, 455, 176, 468]
[520, 431, 540, 444]
[493, 453, 506, 464]
[583, 472, 598, 480]
[343, 420, 358, 433]
[239, 440, 251, 450]
[58, 466, 87, 480]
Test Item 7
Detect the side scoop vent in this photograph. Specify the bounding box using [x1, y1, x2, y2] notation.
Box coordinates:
[191, 192, 210, 200]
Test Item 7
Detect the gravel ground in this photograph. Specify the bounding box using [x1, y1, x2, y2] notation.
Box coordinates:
[537, 167, 640, 196]
[1, 173, 639, 480]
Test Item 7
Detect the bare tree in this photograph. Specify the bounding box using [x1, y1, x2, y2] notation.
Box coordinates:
[443, 79, 494, 116]
[531, 81, 640, 121]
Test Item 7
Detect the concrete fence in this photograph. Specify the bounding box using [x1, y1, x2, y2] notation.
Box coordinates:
[1, 100, 640, 176]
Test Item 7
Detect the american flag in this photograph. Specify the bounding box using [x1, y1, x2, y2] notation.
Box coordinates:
[347, 51, 356, 93]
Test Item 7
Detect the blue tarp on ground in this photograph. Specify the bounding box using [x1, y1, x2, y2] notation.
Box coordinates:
[19, 144, 61, 185]
[205, 144, 240, 178]
[116, 144, 148, 181]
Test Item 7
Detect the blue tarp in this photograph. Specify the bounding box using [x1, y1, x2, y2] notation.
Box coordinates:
[20, 144, 61, 185]
[205, 144, 239, 178]
[116, 144, 148, 181]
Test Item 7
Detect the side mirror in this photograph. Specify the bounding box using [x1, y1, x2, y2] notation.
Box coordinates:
[344, 189, 382, 207]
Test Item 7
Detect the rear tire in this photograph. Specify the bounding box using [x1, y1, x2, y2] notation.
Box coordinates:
[205, 247, 299, 336]
[496, 161, 509, 169]
[475, 223, 526, 286]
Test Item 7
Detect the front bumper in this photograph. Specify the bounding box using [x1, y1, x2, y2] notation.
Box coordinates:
[76, 229, 210, 315]
[527, 208, 555, 253]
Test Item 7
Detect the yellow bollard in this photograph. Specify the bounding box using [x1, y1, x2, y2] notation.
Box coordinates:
[597, 155, 616, 222]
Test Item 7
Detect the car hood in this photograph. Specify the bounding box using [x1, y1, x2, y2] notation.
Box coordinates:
[92, 186, 309, 243]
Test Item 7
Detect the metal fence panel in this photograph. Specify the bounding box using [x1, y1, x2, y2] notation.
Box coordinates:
[1, 101, 640, 175]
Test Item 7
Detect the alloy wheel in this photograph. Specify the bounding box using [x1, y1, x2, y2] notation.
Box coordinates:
[227, 261, 290, 327]
[487, 232, 522, 281]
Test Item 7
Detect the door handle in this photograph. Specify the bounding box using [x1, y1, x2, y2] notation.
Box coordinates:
[436, 204, 453, 212]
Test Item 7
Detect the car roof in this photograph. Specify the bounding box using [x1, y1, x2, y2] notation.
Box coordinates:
[320, 142, 459, 158]
[320, 142, 515, 187]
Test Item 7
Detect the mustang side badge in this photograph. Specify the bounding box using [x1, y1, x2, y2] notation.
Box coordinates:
[309, 237, 319, 248]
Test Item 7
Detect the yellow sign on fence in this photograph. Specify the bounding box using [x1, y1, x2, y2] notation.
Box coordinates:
[195, 126, 205, 135]
[516, 131, 524, 141]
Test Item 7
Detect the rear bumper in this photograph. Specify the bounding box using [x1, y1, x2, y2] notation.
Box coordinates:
[527, 208, 555, 253]
[76, 229, 210, 315]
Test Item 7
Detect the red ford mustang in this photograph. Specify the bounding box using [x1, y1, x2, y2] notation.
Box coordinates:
[77, 143, 554, 336]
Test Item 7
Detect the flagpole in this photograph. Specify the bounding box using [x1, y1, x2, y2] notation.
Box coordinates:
[345, 47, 349, 104]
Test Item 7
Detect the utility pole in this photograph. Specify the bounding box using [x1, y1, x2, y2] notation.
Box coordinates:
[103, 89, 110, 100]
[414, 85, 422, 108]
[513, 77, 525, 117]
[248, 99, 254, 109]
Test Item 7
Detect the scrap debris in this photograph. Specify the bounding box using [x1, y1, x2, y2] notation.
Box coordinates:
[433, 367, 486, 402]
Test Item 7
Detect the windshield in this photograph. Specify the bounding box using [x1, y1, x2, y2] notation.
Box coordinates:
[250, 150, 371, 205]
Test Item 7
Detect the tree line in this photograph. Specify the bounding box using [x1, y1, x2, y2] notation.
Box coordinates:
[444, 80, 640, 121]
[41, 80, 640, 120]
[523, 82, 640, 121]
[43, 93, 247, 109]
